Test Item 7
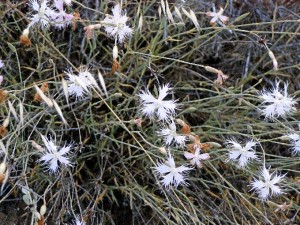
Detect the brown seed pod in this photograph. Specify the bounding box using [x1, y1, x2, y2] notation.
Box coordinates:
[0, 126, 7, 138]
[0, 90, 7, 104]
[37, 216, 45, 225]
[0, 173, 5, 184]
[112, 59, 120, 73]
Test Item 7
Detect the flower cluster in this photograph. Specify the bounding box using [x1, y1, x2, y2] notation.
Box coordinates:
[20, 0, 76, 46]
[222, 80, 295, 201]
[138, 83, 211, 188]
[28, 0, 74, 29]
[225, 138, 285, 201]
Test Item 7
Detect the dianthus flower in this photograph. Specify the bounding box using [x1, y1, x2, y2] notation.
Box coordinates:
[287, 132, 300, 155]
[65, 68, 93, 99]
[138, 83, 177, 121]
[154, 151, 192, 188]
[226, 139, 258, 168]
[250, 167, 285, 201]
[39, 135, 73, 173]
[259, 81, 296, 120]
[184, 146, 210, 168]
[28, 0, 56, 29]
[158, 120, 186, 147]
[206, 7, 229, 26]
[51, 0, 73, 29]
[102, 4, 133, 43]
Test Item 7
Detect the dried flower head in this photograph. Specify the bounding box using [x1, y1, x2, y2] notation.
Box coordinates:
[72, 11, 81, 30]
[274, 202, 292, 212]
[84, 25, 95, 40]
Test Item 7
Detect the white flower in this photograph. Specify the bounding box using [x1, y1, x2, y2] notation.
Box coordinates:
[73, 216, 85, 225]
[226, 139, 258, 167]
[158, 120, 186, 147]
[65, 68, 93, 99]
[259, 81, 296, 120]
[28, 0, 56, 29]
[0, 60, 4, 68]
[138, 83, 177, 121]
[287, 133, 300, 155]
[39, 135, 73, 173]
[51, 0, 73, 29]
[154, 151, 192, 188]
[206, 7, 229, 26]
[102, 4, 133, 43]
[250, 167, 285, 201]
[184, 146, 210, 168]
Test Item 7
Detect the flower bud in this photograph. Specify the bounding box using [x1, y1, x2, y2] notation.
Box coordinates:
[40, 204, 47, 216]
[3, 117, 9, 128]
[0, 162, 6, 174]
[22, 28, 30, 37]
[20, 28, 31, 46]
[268, 50, 278, 70]
[113, 45, 118, 60]
[204, 66, 220, 74]
[158, 147, 167, 155]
